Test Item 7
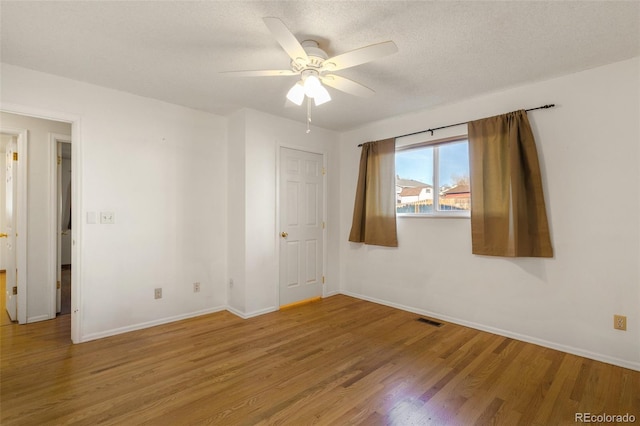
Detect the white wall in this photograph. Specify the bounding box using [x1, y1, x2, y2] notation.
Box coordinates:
[339, 57, 640, 370]
[1, 112, 71, 322]
[1, 62, 339, 337]
[1, 64, 228, 340]
[226, 110, 247, 314]
[227, 108, 340, 317]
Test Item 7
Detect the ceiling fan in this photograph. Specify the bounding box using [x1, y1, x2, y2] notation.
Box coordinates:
[224, 17, 398, 129]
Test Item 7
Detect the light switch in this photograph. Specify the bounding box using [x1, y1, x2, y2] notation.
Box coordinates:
[87, 212, 97, 224]
[100, 212, 115, 224]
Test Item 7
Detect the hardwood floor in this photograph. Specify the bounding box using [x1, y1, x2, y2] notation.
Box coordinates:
[1, 295, 638, 425]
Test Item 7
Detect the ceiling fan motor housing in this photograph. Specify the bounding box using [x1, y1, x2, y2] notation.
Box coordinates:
[292, 40, 330, 72]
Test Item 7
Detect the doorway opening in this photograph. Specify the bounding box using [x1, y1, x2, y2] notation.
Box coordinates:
[56, 140, 72, 316]
[1, 128, 26, 325]
[1, 133, 19, 326]
[1, 110, 78, 340]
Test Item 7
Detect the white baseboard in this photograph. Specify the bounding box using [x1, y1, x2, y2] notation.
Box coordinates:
[341, 290, 640, 372]
[27, 314, 51, 323]
[226, 305, 277, 319]
[78, 303, 279, 343]
[79, 305, 227, 343]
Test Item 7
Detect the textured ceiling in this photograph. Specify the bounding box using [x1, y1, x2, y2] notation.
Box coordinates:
[1, 1, 639, 131]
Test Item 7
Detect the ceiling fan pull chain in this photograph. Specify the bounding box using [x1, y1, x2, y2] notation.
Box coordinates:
[306, 97, 312, 134]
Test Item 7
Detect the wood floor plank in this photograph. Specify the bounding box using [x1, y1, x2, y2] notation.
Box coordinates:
[1, 295, 638, 425]
[530, 352, 582, 425]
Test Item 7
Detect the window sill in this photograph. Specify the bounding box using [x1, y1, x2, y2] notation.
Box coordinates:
[397, 213, 470, 219]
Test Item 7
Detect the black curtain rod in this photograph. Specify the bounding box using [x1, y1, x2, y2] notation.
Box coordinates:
[357, 104, 555, 147]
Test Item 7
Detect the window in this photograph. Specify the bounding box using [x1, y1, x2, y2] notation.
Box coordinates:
[396, 137, 470, 216]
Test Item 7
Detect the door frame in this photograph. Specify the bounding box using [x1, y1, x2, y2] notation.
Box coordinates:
[0, 126, 28, 324]
[275, 144, 327, 308]
[1, 103, 82, 342]
[49, 133, 71, 317]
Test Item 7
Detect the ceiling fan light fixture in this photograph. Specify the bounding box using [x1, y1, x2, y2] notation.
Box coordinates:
[303, 74, 322, 98]
[313, 85, 331, 106]
[286, 81, 305, 105]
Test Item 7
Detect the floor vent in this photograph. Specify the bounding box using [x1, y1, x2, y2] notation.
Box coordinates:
[417, 317, 443, 327]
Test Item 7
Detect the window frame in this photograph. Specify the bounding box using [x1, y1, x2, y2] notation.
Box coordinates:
[396, 135, 471, 219]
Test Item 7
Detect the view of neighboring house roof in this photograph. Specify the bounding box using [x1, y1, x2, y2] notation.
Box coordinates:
[399, 187, 427, 197]
[396, 178, 431, 188]
[442, 184, 470, 195]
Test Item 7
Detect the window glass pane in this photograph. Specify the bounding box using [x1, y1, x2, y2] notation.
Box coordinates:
[438, 140, 470, 211]
[396, 146, 434, 214]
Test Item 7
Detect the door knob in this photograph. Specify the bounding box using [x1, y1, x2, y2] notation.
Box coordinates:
[281, 232, 288, 238]
[0, 233, 7, 238]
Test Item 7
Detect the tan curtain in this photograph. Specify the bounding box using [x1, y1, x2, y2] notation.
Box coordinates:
[349, 138, 398, 247]
[468, 110, 553, 257]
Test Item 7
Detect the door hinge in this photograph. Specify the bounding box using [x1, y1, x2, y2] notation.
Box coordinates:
[322, 276, 325, 284]
[12, 286, 17, 295]
[57, 156, 62, 165]
[322, 167, 326, 176]
[322, 221, 325, 229]
[57, 281, 61, 289]
[13, 152, 18, 161]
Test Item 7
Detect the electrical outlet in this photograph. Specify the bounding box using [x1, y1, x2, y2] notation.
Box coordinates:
[614, 315, 627, 331]
[193, 282, 200, 293]
[100, 211, 115, 224]
[154, 288, 162, 299]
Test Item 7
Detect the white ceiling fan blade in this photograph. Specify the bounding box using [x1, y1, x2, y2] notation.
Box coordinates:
[321, 41, 398, 72]
[221, 69, 298, 77]
[263, 17, 309, 65]
[320, 74, 375, 98]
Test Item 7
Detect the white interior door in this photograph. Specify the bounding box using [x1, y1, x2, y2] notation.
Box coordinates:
[5, 139, 17, 321]
[279, 147, 324, 306]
